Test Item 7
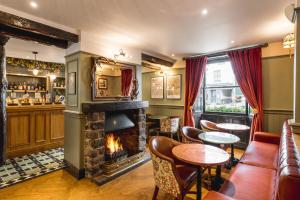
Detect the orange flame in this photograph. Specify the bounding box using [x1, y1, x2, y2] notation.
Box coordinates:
[106, 133, 123, 155]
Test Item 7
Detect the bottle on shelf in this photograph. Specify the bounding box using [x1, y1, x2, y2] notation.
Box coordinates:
[31, 82, 35, 90]
[27, 82, 31, 90]
[23, 82, 27, 90]
[18, 82, 23, 90]
[13, 82, 18, 90]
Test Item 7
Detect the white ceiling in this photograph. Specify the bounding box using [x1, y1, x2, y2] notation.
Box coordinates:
[5, 38, 66, 63]
[0, 0, 295, 58]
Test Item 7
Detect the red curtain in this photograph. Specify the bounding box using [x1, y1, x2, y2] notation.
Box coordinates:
[228, 47, 263, 141]
[121, 68, 133, 96]
[184, 56, 208, 126]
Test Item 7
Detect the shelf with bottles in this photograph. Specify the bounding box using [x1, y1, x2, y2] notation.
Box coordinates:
[52, 77, 65, 88]
[53, 87, 66, 90]
[7, 90, 47, 93]
[7, 74, 47, 92]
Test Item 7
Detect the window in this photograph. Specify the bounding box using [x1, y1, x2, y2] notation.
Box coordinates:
[194, 60, 248, 114]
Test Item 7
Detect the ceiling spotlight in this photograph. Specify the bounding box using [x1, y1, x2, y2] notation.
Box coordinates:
[30, 1, 38, 8]
[171, 53, 175, 57]
[202, 9, 208, 15]
[231, 40, 235, 44]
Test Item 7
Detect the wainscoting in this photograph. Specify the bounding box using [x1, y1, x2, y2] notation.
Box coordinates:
[146, 105, 293, 135]
[263, 109, 293, 134]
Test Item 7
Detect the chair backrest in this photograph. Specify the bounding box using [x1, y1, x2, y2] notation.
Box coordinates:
[200, 120, 221, 131]
[149, 136, 182, 198]
[160, 117, 180, 133]
[275, 121, 300, 200]
[181, 126, 204, 144]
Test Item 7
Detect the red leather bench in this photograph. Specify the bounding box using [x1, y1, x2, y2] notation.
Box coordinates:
[204, 121, 300, 200]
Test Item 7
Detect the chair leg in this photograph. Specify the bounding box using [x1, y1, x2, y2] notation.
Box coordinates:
[177, 194, 184, 200]
[177, 131, 180, 141]
[207, 167, 212, 191]
[152, 186, 159, 200]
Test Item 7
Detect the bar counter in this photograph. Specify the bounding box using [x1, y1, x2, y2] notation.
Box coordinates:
[6, 104, 65, 158]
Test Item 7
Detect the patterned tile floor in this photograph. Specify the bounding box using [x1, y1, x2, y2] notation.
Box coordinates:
[0, 147, 67, 189]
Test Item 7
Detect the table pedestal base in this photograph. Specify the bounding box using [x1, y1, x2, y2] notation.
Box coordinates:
[196, 167, 202, 200]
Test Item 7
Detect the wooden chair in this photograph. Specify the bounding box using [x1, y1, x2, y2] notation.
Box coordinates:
[181, 126, 213, 191]
[200, 120, 223, 132]
[149, 136, 197, 200]
[159, 116, 180, 141]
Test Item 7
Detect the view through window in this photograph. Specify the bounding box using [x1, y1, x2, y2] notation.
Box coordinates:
[194, 61, 247, 114]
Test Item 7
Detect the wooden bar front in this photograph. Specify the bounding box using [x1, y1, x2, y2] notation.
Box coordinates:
[6, 105, 65, 158]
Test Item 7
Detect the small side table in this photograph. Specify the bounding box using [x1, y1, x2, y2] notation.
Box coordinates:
[172, 144, 229, 200]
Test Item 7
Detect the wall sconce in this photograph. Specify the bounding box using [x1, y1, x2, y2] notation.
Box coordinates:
[114, 49, 132, 60]
[283, 33, 295, 58]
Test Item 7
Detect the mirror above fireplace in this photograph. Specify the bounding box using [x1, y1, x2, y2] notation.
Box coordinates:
[91, 56, 136, 101]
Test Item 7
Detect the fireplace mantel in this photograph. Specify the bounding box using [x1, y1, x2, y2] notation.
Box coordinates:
[82, 101, 149, 113]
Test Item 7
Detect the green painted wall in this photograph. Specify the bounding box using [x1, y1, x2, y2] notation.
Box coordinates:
[262, 55, 294, 111]
[142, 68, 185, 123]
[142, 55, 294, 127]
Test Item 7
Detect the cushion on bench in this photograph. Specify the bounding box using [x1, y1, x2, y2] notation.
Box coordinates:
[203, 191, 235, 200]
[220, 163, 276, 200]
[240, 141, 279, 170]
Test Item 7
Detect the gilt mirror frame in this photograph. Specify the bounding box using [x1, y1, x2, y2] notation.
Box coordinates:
[91, 56, 136, 101]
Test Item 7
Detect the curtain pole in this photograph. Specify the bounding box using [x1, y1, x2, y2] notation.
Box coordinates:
[183, 43, 268, 60]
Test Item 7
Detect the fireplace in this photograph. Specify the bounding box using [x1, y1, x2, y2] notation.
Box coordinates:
[82, 101, 149, 185]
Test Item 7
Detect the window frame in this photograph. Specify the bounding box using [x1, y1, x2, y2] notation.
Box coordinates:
[201, 58, 249, 116]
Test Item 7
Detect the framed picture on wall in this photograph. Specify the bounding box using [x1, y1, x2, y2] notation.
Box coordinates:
[166, 74, 181, 99]
[68, 72, 76, 95]
[97, 77, 108, 89]
[151, 76, 164, 99]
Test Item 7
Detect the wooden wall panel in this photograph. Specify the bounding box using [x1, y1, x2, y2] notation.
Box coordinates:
[7, 112, 31, 148]
[35, 111, 48, 143]
[6, 105, 65, 158]
[263, 110, 293, 134]
[50, 110, 64, 141]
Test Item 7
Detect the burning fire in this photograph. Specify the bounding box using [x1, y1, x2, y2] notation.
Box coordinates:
[106, 133, 123, 155]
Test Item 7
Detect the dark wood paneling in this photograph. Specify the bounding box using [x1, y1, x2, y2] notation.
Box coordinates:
[0, 11, 79, 49]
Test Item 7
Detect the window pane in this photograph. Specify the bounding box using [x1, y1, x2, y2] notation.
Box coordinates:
[193, 87, 203, 112]
[205, 87, 246, 113]
[205, 61, 237, 87]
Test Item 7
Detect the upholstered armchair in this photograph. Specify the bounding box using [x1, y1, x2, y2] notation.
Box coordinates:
[181, 126, 204, 144]
[159, 117, 180, 140]
[149, 136, 197, 200]
[200, 120, 223, 132]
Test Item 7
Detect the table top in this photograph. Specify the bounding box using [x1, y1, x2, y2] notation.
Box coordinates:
[148, 115, 169, 120]
[172, 144, 230, 167]
[198, 131, 240, 145]
[216, 123, 250, 131]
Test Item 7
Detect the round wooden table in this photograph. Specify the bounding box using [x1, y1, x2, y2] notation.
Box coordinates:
[216, 123, 250, 132]
[172, 144, 230, 200]
[216, 123, 250, 169]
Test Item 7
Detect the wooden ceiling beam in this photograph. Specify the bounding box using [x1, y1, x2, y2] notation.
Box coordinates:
[0, 11, 79, 49]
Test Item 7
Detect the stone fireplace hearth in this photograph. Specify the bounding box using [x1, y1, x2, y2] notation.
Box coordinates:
[82, 101, 149, 185]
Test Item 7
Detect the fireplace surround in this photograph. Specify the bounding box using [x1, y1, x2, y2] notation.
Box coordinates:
[82, 101, 149, 185]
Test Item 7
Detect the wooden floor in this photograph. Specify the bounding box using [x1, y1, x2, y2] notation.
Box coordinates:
[0, 148, 244, 200]
[0, 133, 299, 200]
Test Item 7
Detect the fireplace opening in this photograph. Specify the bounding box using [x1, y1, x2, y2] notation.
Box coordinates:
[105, 133, 128, 162]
